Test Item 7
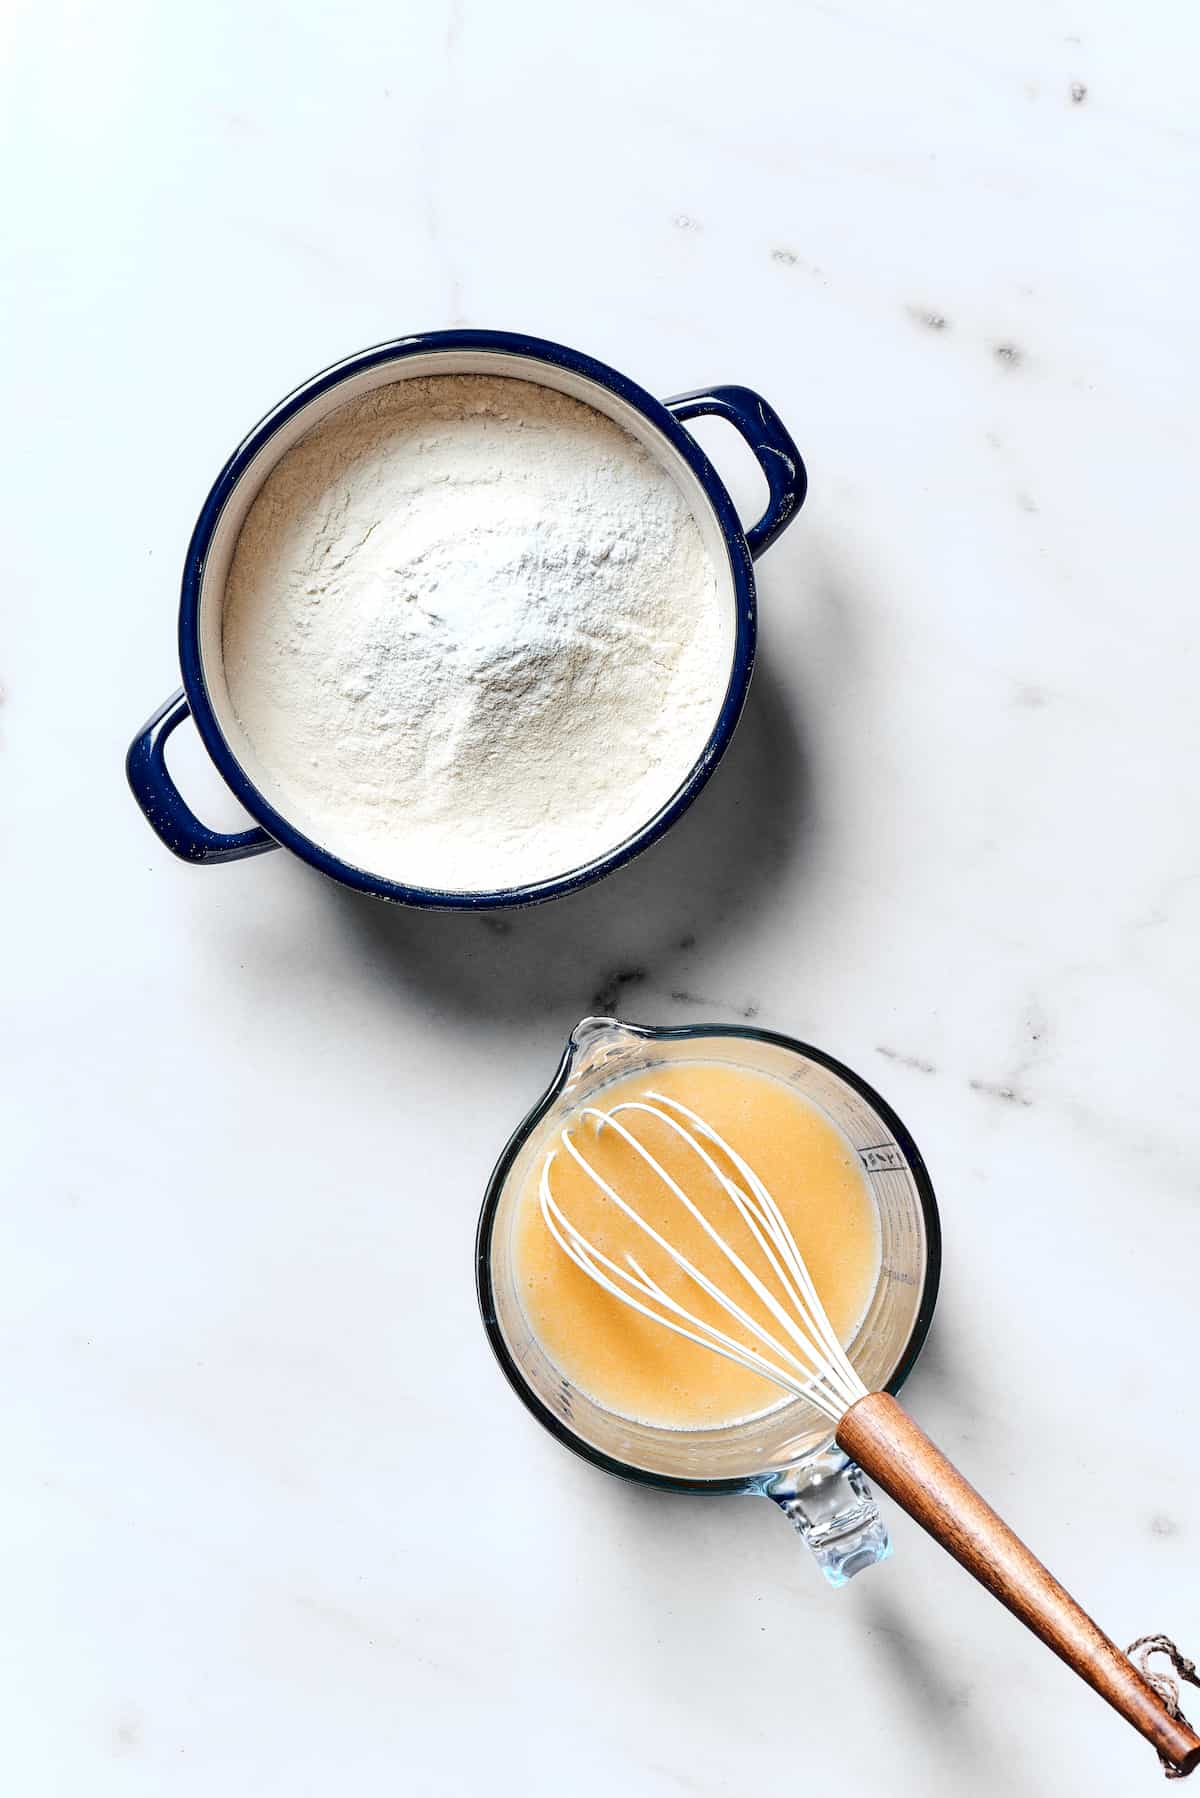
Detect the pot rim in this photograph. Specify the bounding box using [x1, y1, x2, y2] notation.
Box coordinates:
[178, 328, 760, 909]
[474, 1019, 942, 1495]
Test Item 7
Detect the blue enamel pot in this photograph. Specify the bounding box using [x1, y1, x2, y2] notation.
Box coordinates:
[126, 330, 807, 909]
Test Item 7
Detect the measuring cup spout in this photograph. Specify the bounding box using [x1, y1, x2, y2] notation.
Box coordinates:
[563, 1015, 654, 1086]
[765, 1447, 891, 1587]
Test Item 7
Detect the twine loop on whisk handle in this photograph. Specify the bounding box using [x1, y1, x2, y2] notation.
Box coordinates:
[1128, 1638, 1200, 1779]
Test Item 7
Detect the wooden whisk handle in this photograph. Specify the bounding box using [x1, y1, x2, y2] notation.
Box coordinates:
[836, 1392, 1200, 1776]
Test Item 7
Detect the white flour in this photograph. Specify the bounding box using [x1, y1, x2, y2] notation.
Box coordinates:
[222, 374, 726, 891]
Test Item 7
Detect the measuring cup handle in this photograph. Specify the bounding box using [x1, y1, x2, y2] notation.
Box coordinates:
[765, 1445, 891, 1586]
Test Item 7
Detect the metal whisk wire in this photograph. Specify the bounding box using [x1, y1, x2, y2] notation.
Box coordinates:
[539, 1090, 868, 1424]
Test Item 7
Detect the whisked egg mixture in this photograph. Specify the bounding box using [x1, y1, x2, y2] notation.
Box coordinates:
[515, 1061, 881, 1430]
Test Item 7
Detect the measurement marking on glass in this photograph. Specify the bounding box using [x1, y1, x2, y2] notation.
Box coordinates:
[880, 1264, 918, 1286]
[859, 1144, 905, 1172]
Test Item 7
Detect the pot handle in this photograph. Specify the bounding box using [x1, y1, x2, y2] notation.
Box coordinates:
[665, 384, 806, 560]
[126, 690, 277, 865]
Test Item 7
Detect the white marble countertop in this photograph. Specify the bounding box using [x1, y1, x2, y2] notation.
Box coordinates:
[4, 2, 1198, 1792]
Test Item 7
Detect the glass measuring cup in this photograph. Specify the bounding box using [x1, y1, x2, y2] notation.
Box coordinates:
[476, 1017, 941, 1585]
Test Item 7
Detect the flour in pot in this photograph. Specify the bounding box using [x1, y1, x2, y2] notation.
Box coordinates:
[221, 375, 727, 891]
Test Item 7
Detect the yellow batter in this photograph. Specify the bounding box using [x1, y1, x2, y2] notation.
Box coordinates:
[515, 1060, 880, 1429]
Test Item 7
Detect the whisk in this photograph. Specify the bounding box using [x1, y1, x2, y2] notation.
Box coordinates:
[541, 1091, 1200, 1779]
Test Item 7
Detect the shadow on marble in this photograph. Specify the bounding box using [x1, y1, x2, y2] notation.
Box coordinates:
[321, 654, 813, 1023]
[586, 1475, 797, 1708]
[591, 1473, 1048, 1794]
[894, 1317, 1022, 1466]
[894, 1321, 967, 1410]
[855, 1588, 1053, 1796]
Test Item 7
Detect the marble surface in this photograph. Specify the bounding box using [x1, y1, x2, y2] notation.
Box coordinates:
[3, 1, 1199, 1791]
